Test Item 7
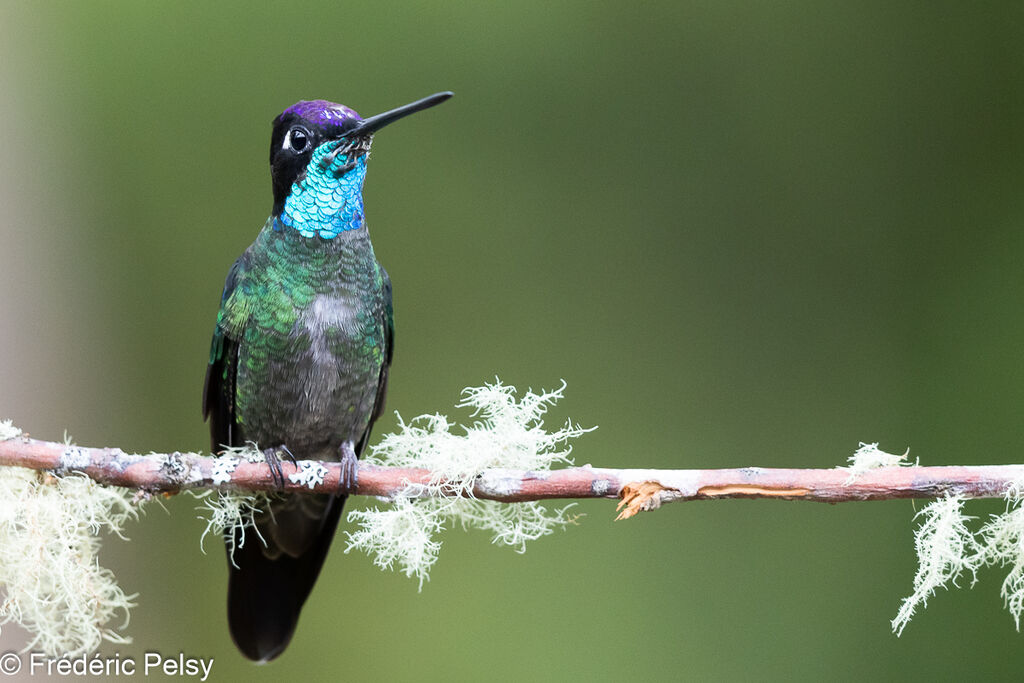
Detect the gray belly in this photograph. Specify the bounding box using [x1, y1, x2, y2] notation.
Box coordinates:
[241, 293, 382, 461]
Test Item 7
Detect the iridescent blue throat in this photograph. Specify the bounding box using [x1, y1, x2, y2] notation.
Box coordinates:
[279, 143, 367, 239]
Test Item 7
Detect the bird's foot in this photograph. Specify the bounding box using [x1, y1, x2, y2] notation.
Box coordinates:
[262, 444, 297, 489]
[338, 441, 359, 494]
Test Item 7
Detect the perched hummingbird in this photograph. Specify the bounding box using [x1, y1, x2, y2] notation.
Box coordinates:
[202, 91, 452, 662]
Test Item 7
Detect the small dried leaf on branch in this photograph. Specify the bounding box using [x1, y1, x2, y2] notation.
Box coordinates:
[616, 481, 677, 520]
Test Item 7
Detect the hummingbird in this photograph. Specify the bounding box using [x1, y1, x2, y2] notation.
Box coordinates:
[202, 91, 453, 662]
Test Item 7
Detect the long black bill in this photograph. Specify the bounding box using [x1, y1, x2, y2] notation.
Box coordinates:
[347, 91, 454, 137]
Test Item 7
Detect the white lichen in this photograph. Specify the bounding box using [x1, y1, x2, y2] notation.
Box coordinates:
[0, 468, 137, 655]
[0, 420, 21, 441]
[454, 496, 578, 549]
[345, 380, 591, 587]
[346, 497, 444, 582]
[844, 442, 915, 482]
[236, 443, 268, 464]
[843, 444, 1024, 635]
[892, 495, 981, 636]
[209, 455, 240, 486]
[289, 461, 329, 489]
[193, 490, 271, 566]
[975, 482, 1024, 629]
[368, 381, 591, 485]
[195, 444, 274, 563]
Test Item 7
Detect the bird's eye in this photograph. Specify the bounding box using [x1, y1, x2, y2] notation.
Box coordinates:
[287, 127, 310, 153]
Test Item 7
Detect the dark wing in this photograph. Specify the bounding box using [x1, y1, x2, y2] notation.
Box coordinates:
[206, 255, 328, 662]
[202, 258, 245, 452]
[358, 266, 394, 455]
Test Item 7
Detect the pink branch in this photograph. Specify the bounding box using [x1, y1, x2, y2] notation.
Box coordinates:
[1, 435, 1023, 518]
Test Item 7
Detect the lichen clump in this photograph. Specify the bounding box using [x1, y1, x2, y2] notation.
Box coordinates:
[345, 380, 592, 587]
[892, 494, 981, 635]
[0, 468, 136, 655]
[843, 441, 916, 481]
[866, 441, 1024, 636]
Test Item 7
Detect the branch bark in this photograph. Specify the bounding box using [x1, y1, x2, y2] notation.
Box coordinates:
[1, 435, 1023, 518]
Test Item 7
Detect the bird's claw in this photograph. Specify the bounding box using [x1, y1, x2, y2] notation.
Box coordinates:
[338, 442, 359, 494]
[279, 444, 297, 467]
[261, 445, 292, 489]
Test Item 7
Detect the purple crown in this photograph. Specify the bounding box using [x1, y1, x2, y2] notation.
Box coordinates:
[283, 100, 362, 128]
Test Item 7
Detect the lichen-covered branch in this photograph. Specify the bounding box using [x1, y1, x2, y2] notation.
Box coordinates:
[2, 435, 1024, 516]
[9, 385, 1020, 652]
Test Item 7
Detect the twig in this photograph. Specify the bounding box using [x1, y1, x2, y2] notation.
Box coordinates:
[1, 435, 1023, 517]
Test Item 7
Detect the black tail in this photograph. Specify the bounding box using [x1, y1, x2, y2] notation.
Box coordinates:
[226, 494, 345, 662]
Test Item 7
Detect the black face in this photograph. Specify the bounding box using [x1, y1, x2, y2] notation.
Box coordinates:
[269, 113, 348, 215]
[269, 93, 453, 216]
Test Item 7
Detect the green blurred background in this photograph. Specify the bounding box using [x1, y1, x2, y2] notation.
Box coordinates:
[1, 1, 1023, 680]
